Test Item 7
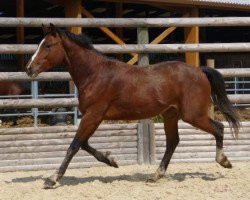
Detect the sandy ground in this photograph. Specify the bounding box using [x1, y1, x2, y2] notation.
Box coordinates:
[0, 162, 249, 200]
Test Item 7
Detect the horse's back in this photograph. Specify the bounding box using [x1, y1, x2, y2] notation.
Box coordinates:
[151, 61, 209, 86]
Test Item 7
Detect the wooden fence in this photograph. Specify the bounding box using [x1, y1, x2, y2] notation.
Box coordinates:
[155, 122, 250, 164]
[0, 124, 138, 172]
[0, 17, 250, 171]
[1, 17, 250, 27]
[0, 121, 249, 172]
[1, 43, 250, 54]
[1, 17, 250, 54]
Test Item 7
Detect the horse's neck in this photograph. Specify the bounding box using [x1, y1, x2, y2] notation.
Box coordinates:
[61, 37, 104, 88]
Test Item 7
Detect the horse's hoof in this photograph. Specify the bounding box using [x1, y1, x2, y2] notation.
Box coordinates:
[220, 160, 232, 168]
[44, 178, 56, 189]
[146, 173, 159, 183]
[218, 156, 232, 169]
[109, 157, 119, 168]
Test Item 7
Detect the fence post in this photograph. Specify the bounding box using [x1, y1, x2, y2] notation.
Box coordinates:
[31, 81, 38, 127]
[137, 27, 155, 164]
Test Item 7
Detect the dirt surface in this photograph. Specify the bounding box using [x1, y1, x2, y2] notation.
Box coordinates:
[0, 162, 249, 200]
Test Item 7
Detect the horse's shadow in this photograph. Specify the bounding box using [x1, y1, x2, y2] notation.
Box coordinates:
[169, 172, 224, 182]
[5, 175, 43, 183]
[7, 171, 224, 187]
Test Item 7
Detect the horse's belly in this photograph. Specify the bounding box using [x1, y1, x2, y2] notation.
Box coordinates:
[104, 103, 169, 120]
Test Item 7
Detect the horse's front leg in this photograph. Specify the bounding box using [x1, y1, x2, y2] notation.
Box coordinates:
[44, 106, 107, 189]
[44, 136, 81, 189]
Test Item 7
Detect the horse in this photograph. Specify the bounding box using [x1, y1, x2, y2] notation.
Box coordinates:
[25, 24, 240, 189]
[0, 81, 26, 125]
[0, 81, 24, 96]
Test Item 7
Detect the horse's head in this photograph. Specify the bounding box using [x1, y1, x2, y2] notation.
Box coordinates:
[26, 23, 65, 78]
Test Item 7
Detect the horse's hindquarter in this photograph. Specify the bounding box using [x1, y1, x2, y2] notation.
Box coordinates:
[172, 62, 212, 120]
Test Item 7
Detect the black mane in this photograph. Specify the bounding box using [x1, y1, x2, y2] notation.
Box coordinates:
[55, 28, 96, 51]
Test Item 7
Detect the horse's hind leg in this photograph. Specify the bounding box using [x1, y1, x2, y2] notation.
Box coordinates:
[148, 108, 179, 182]
[81, 141, 118, 168]
[212, 120, 232, 168]
[186, 116, 232, 168]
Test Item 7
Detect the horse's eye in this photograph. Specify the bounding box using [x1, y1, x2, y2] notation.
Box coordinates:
[45, 44, 51, 49]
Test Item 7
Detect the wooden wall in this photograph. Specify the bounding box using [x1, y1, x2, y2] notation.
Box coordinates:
[0, 124, 138, 172]
[0, 121, 249, 172]
[155, 122, 250, 163]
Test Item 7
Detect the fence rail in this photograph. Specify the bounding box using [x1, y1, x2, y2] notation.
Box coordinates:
[0, 98, 78, 109]
[0, 72, 71, 81]
[1, 43, 250, 54]
[0, 94, 249, 109]
[1, 68, 250, 81]
[1, 17, 250, 27]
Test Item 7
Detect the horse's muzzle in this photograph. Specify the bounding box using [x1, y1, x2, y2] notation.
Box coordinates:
[25, 63, 39, 78]
[26, 66, 33, 77]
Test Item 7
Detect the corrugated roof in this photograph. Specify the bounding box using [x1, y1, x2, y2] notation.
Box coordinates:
[193, 0, 250, 6]
[108, 0, 250, 11]
[141, 0, 250, 10]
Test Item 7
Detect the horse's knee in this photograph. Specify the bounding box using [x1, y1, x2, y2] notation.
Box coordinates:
[81, 141, 89, 150]
[67, 138, 82, 156]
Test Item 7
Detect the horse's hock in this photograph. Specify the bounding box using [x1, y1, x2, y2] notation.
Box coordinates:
[0, 121, 249, 172]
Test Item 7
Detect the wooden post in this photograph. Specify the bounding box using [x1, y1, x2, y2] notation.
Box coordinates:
[149, 122, 156, 164]
[63, 0, 81, 94]
[207, 59, 215, 119]
[127, 13, 189, 65]
[115, 2, 123, 61]
[16, 0, 25, 71]
[184, 8, 199, 67]
[64, 0, 82, 34]
[137, 27, 155, 164]
[137, 27, 149, 65]
[80, 5, 136, 57]
[207, 59, 215, 68]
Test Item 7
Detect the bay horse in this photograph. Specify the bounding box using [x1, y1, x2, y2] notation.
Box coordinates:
[0, 81, 26, 126]
[25, 24, 240, 189]
[0, 81, 24, 96]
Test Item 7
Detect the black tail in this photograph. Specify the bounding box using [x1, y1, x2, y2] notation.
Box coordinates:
[201, 66, 240, 138]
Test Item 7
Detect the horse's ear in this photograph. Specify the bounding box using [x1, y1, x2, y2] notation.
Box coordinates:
[49, 23, 57, 37]
[42, 24, 50, 35]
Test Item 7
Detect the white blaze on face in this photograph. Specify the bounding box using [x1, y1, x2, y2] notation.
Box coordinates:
[28, 38, 45, 67]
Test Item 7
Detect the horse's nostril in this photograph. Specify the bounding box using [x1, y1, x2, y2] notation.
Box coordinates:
[26, 66, 32, 76]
